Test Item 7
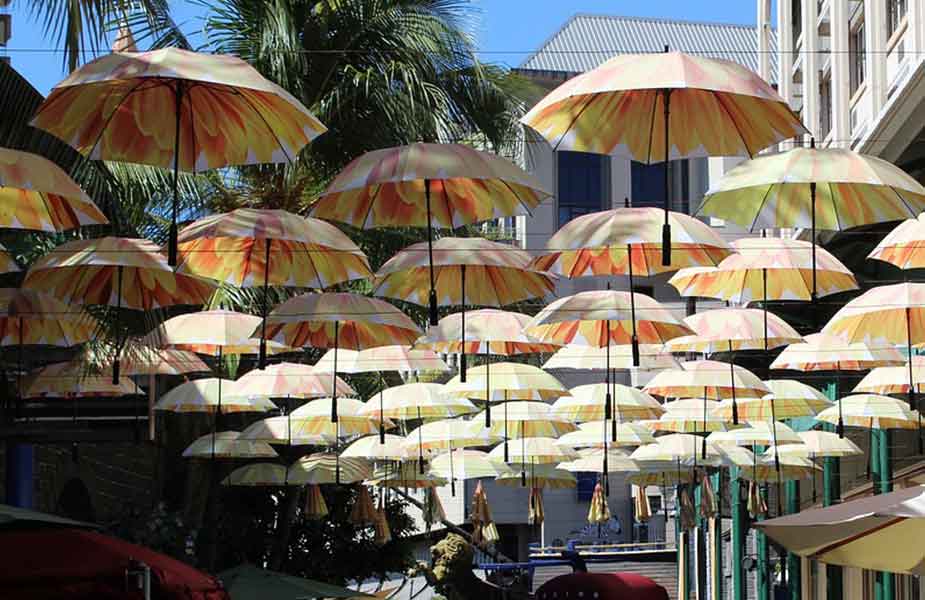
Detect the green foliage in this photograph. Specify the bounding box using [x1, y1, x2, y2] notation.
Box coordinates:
[110, 501, 198, 563]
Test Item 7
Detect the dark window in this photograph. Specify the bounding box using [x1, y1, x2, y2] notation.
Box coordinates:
[630, 160, 690, 214]
[888, 0, 907, 38]
[850, 23, 866, 95]
[576, 472, 597, 501]
[819, 76, 832, 139]
[792, 0, 802, 43]
[557, 151, 610, 226]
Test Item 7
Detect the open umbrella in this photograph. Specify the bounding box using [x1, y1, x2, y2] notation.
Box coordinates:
[558, 447, 640, 476]
[551, 383, 665, 422]
[765, 431, 863, 503]
[697, 144, 925, 299]
[495, 464, 577, 489]
[555, 421, 655, 449]
[239, 416, 333, 447]
[182, 431, 277, 459]
[374, 237, 553, 379]
[542, 343, 679, 371]
[24, 237, 215, 381]
[665, 308, 803, 355]
[869, 212, 925, 269]
[0, 146, 108, 231]
[644, 399, 733, 433]
[308, 143, 551, 324]
[428, 449, 502, 481]
[32, 47, 326, 264]
[771, 332, 904, 373]
[175, 208, 372, 367]
[261, 292, 422, 422]
[815, 394, 920, 431]
[854, 357, 925, 395]
[522, 50, 803, 264]
[221, 463, 290, 487]
[488, 436, 578, 488]
[713, 380, 833, 421]
[22, 362, 142, 399]
[288, 453, 372, 485]
[341, 434, 411, 462]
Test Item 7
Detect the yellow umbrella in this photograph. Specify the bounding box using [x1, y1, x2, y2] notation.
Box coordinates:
[528, 487, 545, 526]
[288, 453, 372, 485]
[587, 481, 612, 525]
[221, 463, 290, 487]
[0, 146, 108, 231]
[33, 47, 326, 263]
[656, 434, 725, 463]
[488, 436, 578, 466]
[542, 344, 679, 371]
[182, 431, 278, 459]
[404, 418, 500, 452]
[738, 455, 820, 484]
[552, 383, 664, 423]
[145, 310, 294, 357]
[308, 143, 551, 324]
[558, 448, 639, 475]
[472, 401, 576, 463]
[342, 434, 411, 462]
[262, 292, 423, 422]
[22, 362, 142, 398]
[522, 50, 803, 264]
[495, 464, 577, 489]
[644, 399, 733, 433]
[854, 357, 925, 395]
[709, 421, 803, 447]
[155, 379, 274, 414]
[238, 416, 334, 447]
[869, 213, 925, 269]
[555, 421, 655, 449]
[367, 462, 447, 489]
[770, 332, 904, 372]
[665, 308, 803, 354]
[429, 449, 502, 481]
[815, 394, 920, 430]
[712, 380, 833, 421]
[234, 363, 355, 400]
[765, 431, 863, 503]
[290, 398, 381, 437]
[696, 145, 925, 298]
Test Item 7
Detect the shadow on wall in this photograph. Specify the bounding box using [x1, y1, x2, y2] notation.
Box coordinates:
[56, 477, 95, 523]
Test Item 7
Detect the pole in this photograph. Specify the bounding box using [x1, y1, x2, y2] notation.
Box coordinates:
[259, 240, 271, 369]
[711, 471, 723, 600]
[460, 264, 466, 382]
[822, 419, 842, 600]
[484, 351, 491, 427]
[627, 244, 640, 366]
[809, 138, 817, 303]
[168, 81, 183, 267]
[729, 341, 738, 425]
[876, 429, 895, 600]
[785, 480, 802, 600]
[331, 321, 339, 423]
[731, 467, 745, 600]
[661, 67, 673, 267]
[906, 309, 922, 452]
[503, 392, 509, 462]
[425, 179, 438, 326]
[112, 265, 124, 384]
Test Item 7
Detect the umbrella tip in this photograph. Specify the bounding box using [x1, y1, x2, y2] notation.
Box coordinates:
[624, 197, 630, 208]
[663, 44, 669, 53]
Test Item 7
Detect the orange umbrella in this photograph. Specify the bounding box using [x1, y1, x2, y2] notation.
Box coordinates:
[522, 50, 804, 264]
[32, 47, 326, 264]
[869, 213, 925, 269]
[175, 208, 372, 366]
[23, 237, 215, 381]
[22, 361, 143, 398]
[665, 308, 803, 354]
[0, 146, 108, 232]
[374, 237, 553, 379]
[262, 292, 422, 422]
[309, 143, 551, 324]
[144, 309, 293, 357]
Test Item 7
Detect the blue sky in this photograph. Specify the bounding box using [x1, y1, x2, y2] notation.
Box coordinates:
[5, 0, 758, 96]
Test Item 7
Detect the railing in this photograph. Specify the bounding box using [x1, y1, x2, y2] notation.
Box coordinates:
[528, 540, 672, 560]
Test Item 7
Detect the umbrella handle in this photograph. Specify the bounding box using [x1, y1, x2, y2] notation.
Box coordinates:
[167, 81, 184, 267]
[661, 88, 672, 267]
[425, 178, 438, 326]
[460, 265, 466, 382]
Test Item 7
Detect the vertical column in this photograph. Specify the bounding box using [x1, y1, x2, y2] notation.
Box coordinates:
[731, 467, 745, 600]
[877, 429, 895, 600]
[821, 385, 843, 600]
[785, 481, 802, 600]
[776, 0, 795, 152]
[865, 0, 888, 116]
[711, 472, 723, 600]
[830, 0, 852, 148]
[757, 0, 772, 81]
[802, 0, 821, 140]
[4, 443, 34, 508]
[910, 0, 925, 59]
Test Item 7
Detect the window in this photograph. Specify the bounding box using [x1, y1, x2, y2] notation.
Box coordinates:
[850, 22, 866, 95]
[820, 75, 833, 139]
[630, 160, 690, 214]
[888, 0, 907, 38]
[557, 151, 610, 226]
[792, 0, 803, 44]
[576, 472, 597, 501]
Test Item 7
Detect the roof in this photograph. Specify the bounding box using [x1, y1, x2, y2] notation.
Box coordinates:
[518, 14, 776, 82]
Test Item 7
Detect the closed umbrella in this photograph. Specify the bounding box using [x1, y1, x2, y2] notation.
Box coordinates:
[471, 481, 500, 545]
[588, 482, 612, 526]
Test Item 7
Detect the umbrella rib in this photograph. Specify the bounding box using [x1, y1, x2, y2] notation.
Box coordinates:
[713, 93, 755, 159]
[362, 184, 383, 230]
[828, 181, 842, 232]
[551, 94, 599, 153]
[498, 178, 536, 220]
[888, 184, 919, 221]
[749, 184, 777, 233]
[230, 89, 294, 165]
[83, 79, 154, 165]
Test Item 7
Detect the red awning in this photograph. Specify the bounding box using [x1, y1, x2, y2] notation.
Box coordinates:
[536, 572, 669, 600]
[0, 528, 229, 600]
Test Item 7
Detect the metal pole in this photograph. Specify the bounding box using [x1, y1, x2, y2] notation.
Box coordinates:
[810, 137, 817, 303]
[785, 480, 802, 600]
[661, 72, 673, 267]
[460, 264, 466, 382]
[425, 179, 438, 326]
[731, 467, 745, 600]
[168, 81, 183, 267]
[627, 244, 640, 366]
[112, 265, 124, 384]
[259, 240, 271, 369]
[331, 321, 339, 423]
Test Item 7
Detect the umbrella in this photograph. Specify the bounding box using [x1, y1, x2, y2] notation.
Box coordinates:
[869, 212, 925, 269]
[696, 144, 925, 299]
[175, 208, 372, 367]
[341, 434, 411, 462]
[656, 434, 725, 463]
[757, 485, 925, 576]
[22, 362, 142, 398]
[771, 332, 904, 372]
[823, 282, 925, 442]
[471, 400, 576, 465]
[288, 453, 372, 485]
[33, 47, 326, 264]
[261, 292, 422, 422]
[234, 362, 355, 400]
[428, 449, 502, 481]
[709, 421, 803, 447]
[0, 146, 108, 231]
[374, 237, 553, 378]
[558, 447, 640, 475]
[155, 379, 273, 414]
[405, 419, 501, 492]
[551, 383, 665, 422]
[471, 480, 500, 545]
[712, 380, 833, 421]
[488, 436, 578, 465]
[85, 345, 209, 377]
[304, 485, 329, 520]
[367, 462, 447, 489]
[308, 142, 551, 324]
[555, 421, 655, 449]
[588, 482, 612, 525]
[349, 486, 378, 526]
[495, 464, 577, 490]
[238, 416, 334, 447]
[665, 308, 803, 355]
[219, 563, 368, 599]
[815, 394, 920, 430]
[644, 399, 733, 433]
[542, 343, 679, 371]
[182, 431, 277, 459]
[423, 487, 447, 530]
[854, 357, 925, 395]
[221, 463, 290, 487]
[670, 237, 857, 305]
[144, 309, 293, 357]
[522, 50, 803, 264]
[24, 237, 216, 381]
[766, 431, 863, 503]
[530, 206, 731, 279]
[289, 398, 381, 437]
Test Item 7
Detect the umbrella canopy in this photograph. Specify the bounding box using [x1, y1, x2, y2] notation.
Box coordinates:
[655, 434, 725, 461]
[443, 362, 569, 402]
[429, 449, 503, 480]
[543, 344, 679, 371]
[855, 357, 925, 394]
[238, 416, 334, 447]
[712, 380, 833, 420]
[316, 345, 449, 374]
[530, 207, 731, 277]
[233, 363, 355, 400]
[698, 147, 925, 232]
[495, 464, 577, 489]
[472, 401, 578, 439]
[175, 208, 371, 288]
[22, 362, 142, 398]
[155, 378, 274, 413]
[644, 399, 732, 433]
[23, 237, 215, 309]
[219, 563, 367, 599]
[552, 383, 665, 422]
[373, 236, 553, 306]
[144, 310, 294, 356]
[221, 463, 290, 487]
[770, 332, 904, 372]
[404, 419, 501, 452]
[0, 288, 95, 349]
[765, 432, 863, 459]
[555, 421, 656, 449]
[182, 431, 278, 459]
[708, 421, 803, 447]
[756, 484, 925, 576]
[289, 398, 381, 436]
[367, 462, 447, 489]
[341, 434, 411, 461]
[488, 436, 579, 465]
[738, 455, 820, 483]
[644, 360, 769, 400]
[815, 394, 920, 430]
[869, 213, 925, 269]
[0, 146, 108, 231]
[84, 345, 209, 376]
[359, 382, 475, 420]
[558, 448, 640, 474]
[669, 237, 857, 302]
[415, 309, 560, 355]
[288, 453, 372, 485]
[664, 308, 803, 353]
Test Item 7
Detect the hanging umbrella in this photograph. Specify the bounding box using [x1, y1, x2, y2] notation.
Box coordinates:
[304, 485, 329, 520]
[288, 453, 372, 485]
[765, 431, 863, 503]
[144, 309, 294, 357]
[261, 292, 422, 422]
[428, 449, 503, 481]
[655, 434, 725, 463]
[349, 486, 378, 526]
[495, 464, 577, 489]
[422, 487, 447, 530]
[558, 447, 640, 475]
[523, 50, 803, 264]
[471, 400, 576, 465]
[22, 362, 142, 398]
[405, 419, 500, 453]
[635, 489, 653, 523]
[713, 380, 833, 421]
[739, 455, 820, 484]
[543, 344, 679, 371]
[665, 308, 803, 355]
[588, 482, 612, 525]
[815, 394, 920, 431]
[530, 206, 731, 279]
[643, 399, 734, 433]
[551, 383, 665, 422]
[0, 146, 108, 231]
[854, 357, 925, 395]
[488, 436, 578, 465]
[155, 378, 273, 413]
[85, 345, 209, 377]
[181, 431, 277, 459]
[697, 145, 925, 299]
[308, 143, 551, 324]
[771, 332, 904, 372]
[869, 212, 925, 269]
[555, 421, 655, 449]
[32, 47, 326, 264]
[341, 434, 411, 462]
[234, 362, 355, 400]
[470, 480, 500, 545]
[175, 208, 372, 367]
[709, 421, 803, 447]
[374, 237, 553, 379]
[527, 487, 545, 526]
[221, 463, 290, 487]
[367, 462, 447, 489]
[289, 398, 382, 437]
[239, 416, 334, 447]
[24, 237, 216, 381]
